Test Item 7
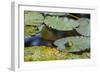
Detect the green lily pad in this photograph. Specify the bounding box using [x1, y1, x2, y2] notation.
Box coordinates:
[24, 25, 39, 36]
[76, 18, 90, 36]
[54, 36, 90, 52]
[44, 16, 79, 31]
[24, 11, 44, 25]
[44, 12, 66, 16]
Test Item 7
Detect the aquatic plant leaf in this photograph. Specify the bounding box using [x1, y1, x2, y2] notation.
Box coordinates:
[24, 25, 39, 36]
[54, 36, 90, 52]
[43, 12, 66, 16]
[25, 11, 44, 25]
[44, 16, 79, 31]
[76, 18, 90, 36]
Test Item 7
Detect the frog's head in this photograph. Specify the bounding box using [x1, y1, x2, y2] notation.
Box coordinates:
[65, 40, 74, 48]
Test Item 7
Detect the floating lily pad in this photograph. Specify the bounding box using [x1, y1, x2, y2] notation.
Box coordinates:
[44, 16, 79, 31]
[24, 11, 44, 25]
[76, 18, 90, 36]
[43, 12, 66, 16]
[54, 36, 90, 52]
[24, 25, 40, 36]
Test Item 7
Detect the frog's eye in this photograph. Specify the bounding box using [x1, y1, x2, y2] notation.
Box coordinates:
[65, 41, 73, 47]
[76, 25, 80, 28]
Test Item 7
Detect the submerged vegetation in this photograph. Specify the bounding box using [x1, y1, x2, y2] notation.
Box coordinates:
[24, 46, 90, 61]
[24, 11, 90, 61]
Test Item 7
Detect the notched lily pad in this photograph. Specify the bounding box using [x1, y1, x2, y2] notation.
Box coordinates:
[76, 18, 90, 36]
[24, 25, 39, 36]
[24, 11, 44, 25]
[44, 16, 79, 31]
[54, 36, 90, 52]
[43, 12, 66, 16]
